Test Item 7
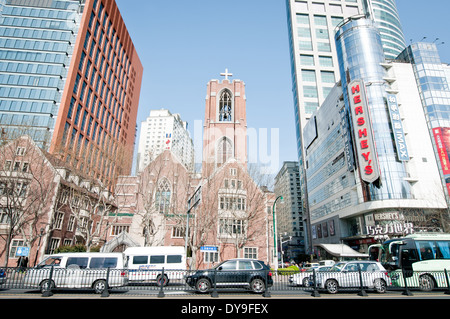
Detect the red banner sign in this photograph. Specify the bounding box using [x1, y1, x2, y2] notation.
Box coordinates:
[348, 80, 380, 184]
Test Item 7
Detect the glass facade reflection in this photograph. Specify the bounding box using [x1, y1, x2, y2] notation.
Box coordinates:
[397, 43, 450, 200]
[335, 17, 411, 201]
[0, 0, 82, 148]
[362, 0, 406, 59]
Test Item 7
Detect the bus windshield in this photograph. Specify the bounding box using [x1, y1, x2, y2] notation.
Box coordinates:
[380, 242, 400, 266]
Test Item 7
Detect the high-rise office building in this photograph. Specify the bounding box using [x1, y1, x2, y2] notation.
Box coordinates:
[0, 0, 143, 188]
[286, 0, 406, 142]
[136, 109, 194, 173]
[285, 0, 407, 253]
[362, 0, 406, 59]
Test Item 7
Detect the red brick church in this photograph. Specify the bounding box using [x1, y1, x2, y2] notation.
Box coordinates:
[115, 71, 276, 269]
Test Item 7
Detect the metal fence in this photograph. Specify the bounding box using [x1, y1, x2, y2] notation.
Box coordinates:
[1, 267, 450, 297]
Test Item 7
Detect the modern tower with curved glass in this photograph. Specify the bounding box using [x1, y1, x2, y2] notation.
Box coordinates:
[335, 16, 412, 201]
[362, 0, 407, 59]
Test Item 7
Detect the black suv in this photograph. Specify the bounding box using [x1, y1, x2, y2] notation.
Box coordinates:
[185, 258, 273, 294]
[0, 269, 6, 285]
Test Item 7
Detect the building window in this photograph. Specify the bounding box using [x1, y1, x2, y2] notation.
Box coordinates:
[219, 196, 246, 211]
[321, 71, 335, 83]
[219, 218, 246, 236]
[16, 147, 26, 156]
[218, 89, 232, 122]
[244, 247, 258, 259]
[54, 212, 64, 230]
[68, 215, 75, 231]
[48, 238, 60, 255]
[217, 137, 233, 165]
[172, 226, 184, 238]
[204, 250, 218, 263]
[111, 225, 129, 236]
[155, 178, 171, 214]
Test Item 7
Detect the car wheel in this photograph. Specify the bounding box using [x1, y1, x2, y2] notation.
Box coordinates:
[196, 278, 211, 293]
[157, 274, 169, 287]
[93, 279, 107, 294]
[40, 279, 55, 293]
[374, 279, 387, 293]
[325, 279, 338, 294]
[419, 274, 435, 292]
[250, 278, 266, 293]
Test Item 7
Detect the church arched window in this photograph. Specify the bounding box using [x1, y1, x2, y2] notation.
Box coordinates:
[217, 137, 233, 166]
[219, 89, 233, 122]
[155, 178, 171, 214]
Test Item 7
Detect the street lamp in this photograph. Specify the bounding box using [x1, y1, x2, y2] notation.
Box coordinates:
[272, 195, 283, 271]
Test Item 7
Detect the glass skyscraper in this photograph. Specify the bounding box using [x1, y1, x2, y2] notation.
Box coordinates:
[0, 0, 82, 147]
[286, 0, 408, 253]
[336, 16, 411, 201]
[397, 42, 450, 202]
[362, 0, 406, 59]
[0, 0, 143, 189]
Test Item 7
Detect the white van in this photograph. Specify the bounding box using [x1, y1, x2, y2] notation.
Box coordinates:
[124, 246, 186, 286]
[23, 252, 128, 294]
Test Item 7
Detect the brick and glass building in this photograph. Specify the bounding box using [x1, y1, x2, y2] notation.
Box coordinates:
[0, 0, 143, 190]
[303, 16, 448, 258]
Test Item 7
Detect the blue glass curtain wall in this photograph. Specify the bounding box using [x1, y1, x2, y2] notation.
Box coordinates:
[335, 17, 412, 201]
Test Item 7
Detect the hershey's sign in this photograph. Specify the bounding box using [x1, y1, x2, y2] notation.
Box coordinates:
[348, 80, 380, 184]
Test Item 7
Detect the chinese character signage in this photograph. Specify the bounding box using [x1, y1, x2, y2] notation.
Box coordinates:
[348, 80, 380, 184]
[366, 223, 414, 236]
[387, 94, 409, 161]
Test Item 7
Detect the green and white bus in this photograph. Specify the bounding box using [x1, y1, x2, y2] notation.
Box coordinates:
[369, 233, 450, 291]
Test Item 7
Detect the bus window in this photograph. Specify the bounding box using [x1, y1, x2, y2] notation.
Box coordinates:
[416, 241, 436, 260]
[90, 257, 118, 269]
[436, 241, 450, 259]
[150, 255, 165, 264]
[38, 257, 62, 268]
[133, 256, 148, 264]
[67, 257, 89, 269]
[167, 255, 182, 263]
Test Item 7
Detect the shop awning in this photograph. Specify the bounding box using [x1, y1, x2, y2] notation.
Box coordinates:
[315, 244, 369, 258]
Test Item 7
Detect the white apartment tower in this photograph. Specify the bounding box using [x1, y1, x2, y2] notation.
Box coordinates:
[136, 109, 194, 173]
[274, 161, 305, 260]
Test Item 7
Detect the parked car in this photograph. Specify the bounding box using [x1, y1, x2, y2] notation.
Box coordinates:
[289, 265, 332, 287]
[185, 258, 273, 294]
[315, 261, 391, 294]
[23, 252, 128, 294]
[0, 269, 6, 285]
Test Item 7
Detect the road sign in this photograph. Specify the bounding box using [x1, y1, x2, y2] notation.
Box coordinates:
[16, 247, 30, 257]
[200, 246, 217, 252]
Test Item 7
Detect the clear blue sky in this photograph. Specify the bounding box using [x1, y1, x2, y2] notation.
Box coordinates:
[115, 0, 450, 175]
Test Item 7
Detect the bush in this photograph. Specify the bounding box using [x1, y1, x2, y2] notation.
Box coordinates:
[54, 244, 86, 253]
[277, 265, 300, 276]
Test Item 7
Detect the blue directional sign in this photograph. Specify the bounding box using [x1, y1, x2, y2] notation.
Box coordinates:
[16, 246, 30, 257]
[200, 246, 217, 252]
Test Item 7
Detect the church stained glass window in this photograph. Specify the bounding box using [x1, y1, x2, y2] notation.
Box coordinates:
[219, 89, 232, 122]
[155, 178, 171, 214]
[217, 137, 233, 166]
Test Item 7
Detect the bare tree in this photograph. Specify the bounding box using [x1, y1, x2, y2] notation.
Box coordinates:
[52, 177, 118, 252]
[0, 135, 57, 267]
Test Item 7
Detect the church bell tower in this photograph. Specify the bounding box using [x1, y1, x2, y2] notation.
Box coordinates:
[202, 69, 247, 174]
